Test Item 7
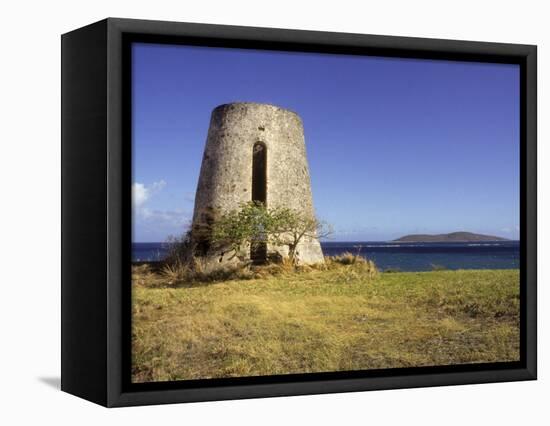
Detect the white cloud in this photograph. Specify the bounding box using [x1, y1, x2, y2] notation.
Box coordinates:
[132, 180, 192, 240]
[132, 180, 166, 208]
[133, 207, 192, 242]
[144, 209, 191, 228]
[132, 183, 148, 208]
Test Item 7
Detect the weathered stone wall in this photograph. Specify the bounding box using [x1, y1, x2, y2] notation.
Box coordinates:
[191, 102, 324, 266]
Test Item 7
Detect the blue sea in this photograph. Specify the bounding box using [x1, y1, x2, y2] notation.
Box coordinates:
[132, 241, 519, 272]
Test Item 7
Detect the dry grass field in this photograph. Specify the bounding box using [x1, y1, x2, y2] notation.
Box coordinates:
[131, 260, 519, 383]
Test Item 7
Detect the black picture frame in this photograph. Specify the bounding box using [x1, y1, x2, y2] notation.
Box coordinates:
[61, 17, 537, 407]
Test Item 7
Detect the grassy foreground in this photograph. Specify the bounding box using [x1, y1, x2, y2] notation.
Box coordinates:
[132, 264, 519, 383]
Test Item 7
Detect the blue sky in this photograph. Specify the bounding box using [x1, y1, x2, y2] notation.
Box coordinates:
[132, 42, 520, 242]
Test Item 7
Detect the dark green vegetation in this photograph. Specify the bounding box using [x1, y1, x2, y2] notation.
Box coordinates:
[394, 231, 509, 243]
[132, 260, 519, 383]
[193, 201, 331, 264]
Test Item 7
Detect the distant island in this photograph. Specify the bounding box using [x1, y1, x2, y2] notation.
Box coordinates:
[394, 232, 509, 243]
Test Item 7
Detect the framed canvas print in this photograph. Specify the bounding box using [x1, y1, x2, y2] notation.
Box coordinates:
[61, 18, 537, 407]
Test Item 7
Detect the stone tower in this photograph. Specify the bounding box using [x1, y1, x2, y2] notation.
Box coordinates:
[190, 102, 324, 266]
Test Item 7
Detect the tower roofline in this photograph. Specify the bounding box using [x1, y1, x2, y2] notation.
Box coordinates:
[212, 102, 301, 119]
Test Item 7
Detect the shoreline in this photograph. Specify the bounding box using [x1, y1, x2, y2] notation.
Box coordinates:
[131, 260, 520, 273]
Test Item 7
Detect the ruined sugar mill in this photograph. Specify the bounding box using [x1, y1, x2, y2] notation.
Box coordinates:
[189, 102, 324, 266]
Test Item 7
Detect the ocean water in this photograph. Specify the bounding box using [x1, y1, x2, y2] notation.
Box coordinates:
[132, 241, 519, 272]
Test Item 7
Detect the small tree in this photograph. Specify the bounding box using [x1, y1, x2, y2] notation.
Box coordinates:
[269, 207, 333, 264]
[211, 202, 271, 260]
[211, 202, 332, 265]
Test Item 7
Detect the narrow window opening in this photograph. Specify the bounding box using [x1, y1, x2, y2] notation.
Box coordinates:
[252, 142, 267, 204]
[251, 142, 267, 264]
